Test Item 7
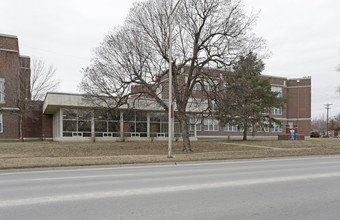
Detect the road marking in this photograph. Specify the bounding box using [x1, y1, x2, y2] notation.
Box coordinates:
[2, 171, 340, 207]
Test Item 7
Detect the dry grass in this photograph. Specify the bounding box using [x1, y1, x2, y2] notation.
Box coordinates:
[0, 138, 340, 169]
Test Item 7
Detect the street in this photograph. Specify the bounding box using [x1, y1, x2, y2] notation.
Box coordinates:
[1, 156, 340, 219]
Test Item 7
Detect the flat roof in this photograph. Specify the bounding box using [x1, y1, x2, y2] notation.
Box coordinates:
[43, 92, 207, 114]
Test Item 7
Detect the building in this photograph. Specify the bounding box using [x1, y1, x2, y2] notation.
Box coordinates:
[0, 34, 52, 140]
[1, 34, 311, 141]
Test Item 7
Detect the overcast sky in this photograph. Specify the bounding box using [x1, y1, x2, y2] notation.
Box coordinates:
[1, 0, 339, 118]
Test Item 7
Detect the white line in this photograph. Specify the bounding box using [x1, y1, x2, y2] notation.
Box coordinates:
[1, 155, 340, 176]
[1, 171, 340, 207]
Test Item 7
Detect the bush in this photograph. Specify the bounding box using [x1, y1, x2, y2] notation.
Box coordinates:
[310, 132, 320, 138]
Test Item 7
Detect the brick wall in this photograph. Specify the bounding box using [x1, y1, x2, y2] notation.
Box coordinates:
[23, 101, 53, 139]
[0, 34, 19, 51]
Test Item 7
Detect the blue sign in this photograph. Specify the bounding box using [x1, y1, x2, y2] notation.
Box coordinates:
[290, 130, 295, 140]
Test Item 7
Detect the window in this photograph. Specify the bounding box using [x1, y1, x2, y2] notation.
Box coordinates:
[186, 76, 201, 91]
[94, 109, 120, 137]
[204, 119, 219, 131]
[0, 78, 5, 103]
[205, 80, 219, 91]
[204, 81, 212, 91]
[209, 100, 217, 112]
[196, 120, 201, 131]
[271, 107, 282, 115]
[271, 86, 282, 97]
[240, 124, 253, 132]
[188, 98, 201, 103]
[272, 122, 282, 132]
[224, 123, 237, 132]
[193, 82, 201, 91]
[0, 114, 3, 133]
[257, 122, 269, 132]
[124, 111, 147, 137]
[62, 108, 92, 137]
[156, 85, 162, 99]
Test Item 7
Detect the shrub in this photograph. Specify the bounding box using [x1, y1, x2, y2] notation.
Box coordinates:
[310, 132, 320, 138]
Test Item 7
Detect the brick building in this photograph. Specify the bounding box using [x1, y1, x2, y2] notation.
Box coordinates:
[43, 72, 311, 141]
[0, 33, 311, 141]
[0, 34, 52, 140]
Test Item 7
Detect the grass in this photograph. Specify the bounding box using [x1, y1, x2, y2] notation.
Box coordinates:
[0, 137, 340, 169]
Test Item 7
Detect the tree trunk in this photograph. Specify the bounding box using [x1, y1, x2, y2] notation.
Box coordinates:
[243, 123, 248, 141]
[19, 115, 24, 142]
[180, 120, 192, 152]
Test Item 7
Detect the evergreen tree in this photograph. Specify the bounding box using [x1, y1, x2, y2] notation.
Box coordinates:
[215, 52, 286, 140]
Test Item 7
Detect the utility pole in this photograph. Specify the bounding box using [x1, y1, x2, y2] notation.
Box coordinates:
[168, 0, 183, 158]
[325, 104, 332, 137]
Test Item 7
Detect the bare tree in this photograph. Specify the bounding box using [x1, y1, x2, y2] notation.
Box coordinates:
[311, 116, 326, 135]
[81, 0, 265, 152]
[31, 57, 60, 101]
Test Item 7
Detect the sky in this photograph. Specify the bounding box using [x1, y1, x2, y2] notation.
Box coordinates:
[1, 0, 339, 119]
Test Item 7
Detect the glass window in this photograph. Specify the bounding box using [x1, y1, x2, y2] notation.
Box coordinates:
[0, 78, 5, 103]
[271, 107, 282, 115]
[62, 108, 92, 137]
[193, 82, 201, 91]
[224, 123, 237, 132]
[272, 122, 282, 132]
[150, 112, 169, 137]
[0, 114, 3, 133]
[271, 86, 282, 97]
[123, 111, 147, 137]
[204, 119, 219, 131]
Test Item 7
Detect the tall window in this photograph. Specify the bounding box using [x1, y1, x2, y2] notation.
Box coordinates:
[62, 108, 92, 137]
[271, 107, 282, 115]
[124, 111, 147, 137]
[0, 78, 5, 103]
[94, 109, 120, 137]
[156, 85, 162, 99]
[204, 119, 219, 131]
[271, 86, 282, 97]
[150, 112, 168, 137]
[193, 82, 201, 91]
[272, 122, 282, 132]
[0, 114, 3, 133]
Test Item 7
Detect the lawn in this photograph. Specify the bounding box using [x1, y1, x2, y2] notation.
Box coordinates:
[0, 138, 340, 169]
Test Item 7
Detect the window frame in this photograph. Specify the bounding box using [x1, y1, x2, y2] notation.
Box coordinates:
[0, 114, 3, 133]
[204, 118, 219, 131]
[0, 78, 5, 104]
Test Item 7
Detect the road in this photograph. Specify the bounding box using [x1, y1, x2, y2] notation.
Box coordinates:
[1, 156, 340, 219]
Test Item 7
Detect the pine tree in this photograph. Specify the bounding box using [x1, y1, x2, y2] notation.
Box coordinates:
[215, 52, 287, 140]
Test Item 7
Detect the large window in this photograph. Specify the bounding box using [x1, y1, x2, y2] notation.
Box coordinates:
[62, 108, 92, 137]
[271, 86, 282, 97]
[150, 112, 168, 137]
[94, 109, 120, 137]
[224, 123, 237, 132]
[124, 111, 147, 137]
[204, 119, 219, 131]
[272, 122, 282, 132]
[271, 107, 282, 115]
[0, 78, 5, 103]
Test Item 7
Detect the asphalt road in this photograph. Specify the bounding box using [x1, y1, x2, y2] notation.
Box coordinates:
[1, 156, 340, 219]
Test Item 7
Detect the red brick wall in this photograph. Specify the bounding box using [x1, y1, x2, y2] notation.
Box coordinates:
[0, 34, 21, 139]
[0, 35, 19, 51]
[22, 101, 53, 139]
[0, 113, 19, 139]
